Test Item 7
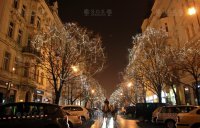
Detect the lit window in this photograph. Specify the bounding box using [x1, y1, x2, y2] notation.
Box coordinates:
[8, 22, 14, 38]
[3, 52, 11, 71]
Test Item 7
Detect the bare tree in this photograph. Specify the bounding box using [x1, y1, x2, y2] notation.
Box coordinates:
[31, 23, 105, 104]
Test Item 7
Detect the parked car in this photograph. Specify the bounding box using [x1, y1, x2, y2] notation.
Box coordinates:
[176, 107, 200, 128]
[135, 103, 167, 121]
[0, 102, 68, 128]
[154, 105, 197, 128]
[125, 106, 135, 118]
[61, 105, 90, 122]
[64, 111, 82, 128]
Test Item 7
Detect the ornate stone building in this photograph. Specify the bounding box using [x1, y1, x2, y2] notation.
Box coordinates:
[0, 0, 62, 104]
[141, 0, 200, 105]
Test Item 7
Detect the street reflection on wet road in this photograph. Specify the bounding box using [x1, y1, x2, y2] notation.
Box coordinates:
[90, 115, 139, 128]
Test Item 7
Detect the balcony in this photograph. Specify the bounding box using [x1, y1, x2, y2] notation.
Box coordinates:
[22, 46, 41, 57]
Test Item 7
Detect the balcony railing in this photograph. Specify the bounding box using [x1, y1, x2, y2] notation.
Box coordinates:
[22, 46, 41, 57]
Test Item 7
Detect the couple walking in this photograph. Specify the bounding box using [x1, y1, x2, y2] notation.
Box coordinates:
[102, 99, 118, 120]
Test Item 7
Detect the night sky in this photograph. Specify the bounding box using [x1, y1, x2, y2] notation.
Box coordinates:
[55, 0, 153, 97]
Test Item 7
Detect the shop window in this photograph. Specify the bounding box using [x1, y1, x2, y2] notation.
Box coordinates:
[17, 29, 23, 44]
[8, 22, 14, 38]
[3, 52, 11, 71]
[21, 5, 26, 18]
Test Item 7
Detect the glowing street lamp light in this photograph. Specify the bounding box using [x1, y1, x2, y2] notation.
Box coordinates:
[187, 6, 200, 29]
[91, 89, 95, 94]
[71, 65, 79, 73]
[188, 7, 197, 16]
[127, 82, 132, 87]
[12, 67, 15, 71]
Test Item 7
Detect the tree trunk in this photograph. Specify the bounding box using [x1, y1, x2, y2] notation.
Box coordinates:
[158, 91, 162, 103]
[170, 84, 180, 105]
[55, 91, 61, 104]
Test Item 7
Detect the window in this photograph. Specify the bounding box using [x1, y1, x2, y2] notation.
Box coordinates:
[21, 5, 26, 18]
[40, 72, 44, 85]
[24, 63, 29, 77]
[30, 11, 35, 24]
[186, 27, 190, 40]
[0, 104, 23, 117]
[3, 52, 11, 71]
[46, 106, 58, 114]
[165, 23, 168, 32]
[37, 17, 41, 29]
[33, 65, 37, 80]
[27, 34, 32, 46]
[191, 23, 195, 37]
[71, 107, 83, 111]
[63, 107, 71, 111]
[13, 0, 18, 9]
[14, 58, 19, 74]
[17, 29, 23, 44]
[36, 70, 39, 83]
[8, 22, 14, 38]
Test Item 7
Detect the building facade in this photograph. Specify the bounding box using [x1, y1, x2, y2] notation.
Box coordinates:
[0, 0, 62, 104]
[142, 0, 200, 105]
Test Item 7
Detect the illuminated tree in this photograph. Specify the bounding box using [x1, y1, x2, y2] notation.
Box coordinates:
[128, 28, 170, 103]
[31, 23, 105, 104]
[175, 40, 200, 105]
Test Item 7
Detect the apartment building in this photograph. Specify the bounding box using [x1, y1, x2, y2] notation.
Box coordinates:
[0, 0, 63, 104]
[141, 0, 200, 105]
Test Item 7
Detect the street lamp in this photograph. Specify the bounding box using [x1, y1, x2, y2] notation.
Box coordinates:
[71, 65, 79, 73]
[91, 89, 95, 94]
[127, 82, 132, 88]
[188, 7, 196, 16]
[187, 6, 200, 26]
